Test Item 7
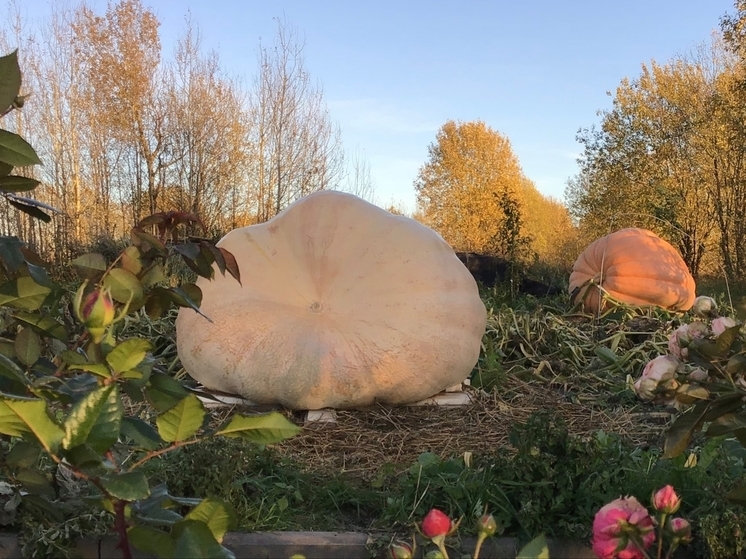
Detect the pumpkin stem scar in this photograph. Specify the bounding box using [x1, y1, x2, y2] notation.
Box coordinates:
[310, 301, 323, 313]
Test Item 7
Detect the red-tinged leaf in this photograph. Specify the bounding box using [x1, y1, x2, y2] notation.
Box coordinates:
[130, 228, 167, 255]
[137, 213, 167, 228]
[219, 248, 240, 284]
[200, 241, 226, 276]
[173, 243, 200, 260]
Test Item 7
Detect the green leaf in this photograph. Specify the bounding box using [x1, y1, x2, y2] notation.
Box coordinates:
[71, 253, 107, 280]
[663, 402, 710, 458]
[140, 262, 166, 288]
[144, 289, 169, 319]
[15, 468, 55, 498]
[62, 385, 123, 453]
[185, 498, 236, 544]
[14, 327, 40, 367]
[6, 440, 40, 468]
[0, 161, 11, 177]
[156, 394, 205, 443]
[104, 267, 144, 307]
[120, 416, 162, 450]
[145, 372, 189, 413]
[0, 352, 28, 385]
[172, 520, 234, 559]
[0, 176, 39, 193]
[22, 494, 63, 521]
[128, 526, 175, 558]
[120, 246, 142, 276]
[215, 412, 301, 444]
[68, 363, 111, 378]
[715, 324, 741, 355]
[0, 277, 51, 310]
[706, 412, 746, 437]
[0, 235, 25, 272]
[61, 350, 86, 366]
[0, 395, 63, 452]
[7, 198, 51, 223]
[106, 338, 153, 375]
[726, 483, 746, 506]
[726, 354, 746, 377]
[101, 471, 150, 501]
[166, 285, 210, 322]
[63, 444, 104, 470]
[0, 130, 41, 167]
[0, 50, 21, 114]
[517, 534, 550, 559]
[13, 312, 68, 341]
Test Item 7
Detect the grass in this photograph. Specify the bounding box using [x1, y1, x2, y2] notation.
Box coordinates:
[135, 285, 745, 558]
[4, 279, 746, 558]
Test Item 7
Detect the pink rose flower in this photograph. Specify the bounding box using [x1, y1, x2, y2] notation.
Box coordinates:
[668, 322, 707, 359]
[592, 496, 655, 559]
[652, 485, 681, 514]
[634, 355, 681, 400]
[711, 316, 737, 337]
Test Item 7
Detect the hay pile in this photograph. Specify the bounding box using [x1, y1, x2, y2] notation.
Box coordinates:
[268, 379, 672, 482]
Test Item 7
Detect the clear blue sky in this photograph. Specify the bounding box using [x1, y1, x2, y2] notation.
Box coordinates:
[29, 0, 738, 212]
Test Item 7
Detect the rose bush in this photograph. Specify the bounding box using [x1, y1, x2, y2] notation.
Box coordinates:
[631, 295, 746, 493]
[592, 486, 692, 559]
[387, 508, 547, 559]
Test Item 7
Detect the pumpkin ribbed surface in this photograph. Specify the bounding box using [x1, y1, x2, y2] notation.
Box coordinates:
[176, 191, 487, 410]
[569, 228, 696, 314]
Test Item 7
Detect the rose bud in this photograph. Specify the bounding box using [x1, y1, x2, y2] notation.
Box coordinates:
[692, 295, 718, 319]
[688, 367, 709, 382]
[387, 541, 413, 559]
[477, 513, 498, 537]
[652, 485, 681, 514]
[667, 517, 692, 543]
[75, 284, 116, 343]
[421, 508, 452, 539]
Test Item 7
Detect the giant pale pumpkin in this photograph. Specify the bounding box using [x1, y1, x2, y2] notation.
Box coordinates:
[569, 228, 696, 314]
[176, 191, 487, 410]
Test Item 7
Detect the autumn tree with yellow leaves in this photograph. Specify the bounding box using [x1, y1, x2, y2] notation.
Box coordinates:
[415, 120, 528, 256]
[415, 120, 576, 267]
[566, 22, 746, 279]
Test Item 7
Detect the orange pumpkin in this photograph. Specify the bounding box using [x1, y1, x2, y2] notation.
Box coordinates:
[569, 228, 696, 314]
